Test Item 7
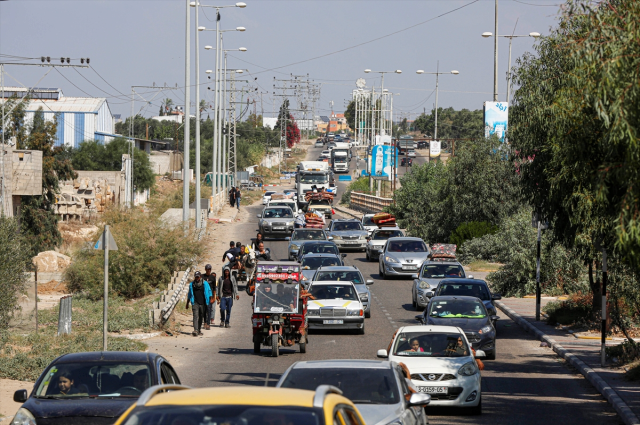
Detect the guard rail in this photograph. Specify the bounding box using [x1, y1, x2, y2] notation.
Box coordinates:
[350, 191, 393, 214]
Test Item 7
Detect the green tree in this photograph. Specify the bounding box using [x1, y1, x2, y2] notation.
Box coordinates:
[413, 108, 483, 140]
[0, 217, 31, 333]
[344, 100, 355, 130]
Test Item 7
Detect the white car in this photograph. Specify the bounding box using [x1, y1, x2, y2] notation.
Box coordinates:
[306, 281, 365, 334]
[262, 190, 276, 205]
[407, 149, 417, 158]
[377, 325, 485, 414]
[320, 150, 331, 159]
[361, 214, 377, 236]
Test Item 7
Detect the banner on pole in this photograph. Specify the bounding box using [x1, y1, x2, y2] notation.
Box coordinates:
[484, 101, 509, 142]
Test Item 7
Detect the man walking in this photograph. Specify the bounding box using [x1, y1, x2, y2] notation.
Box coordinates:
[186, 271, 213, 336]
[202, 264, 217, 327]
[235, 187, 242, 210]
[217, 268, 239, 328]
[229, 186, 236, 207]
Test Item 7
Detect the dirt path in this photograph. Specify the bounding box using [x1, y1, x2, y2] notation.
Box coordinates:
[0, 379, 34, 420]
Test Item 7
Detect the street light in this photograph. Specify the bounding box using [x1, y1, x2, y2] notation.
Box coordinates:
[415, 62, 459, 140]
[482, 30, 540, 103]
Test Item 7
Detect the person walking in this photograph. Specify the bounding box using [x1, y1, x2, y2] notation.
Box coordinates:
[229, 186, 236, 207]
[186, 271, 213, 336]
[235, 187, 242, 210]
[202, 265, 217, 327]
[217, 268, 239, 328]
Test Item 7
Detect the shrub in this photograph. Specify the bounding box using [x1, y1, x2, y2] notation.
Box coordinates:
[544, 292, 593, 325]
[0, 217, 31, 333]
[340, 177, 371, 206]
[450, 221, 499, 250]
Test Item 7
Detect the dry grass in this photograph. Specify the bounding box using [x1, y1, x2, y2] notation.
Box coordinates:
[466, 260, 503, 272]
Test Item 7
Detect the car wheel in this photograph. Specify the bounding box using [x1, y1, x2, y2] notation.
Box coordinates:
[365, 309, 371, 318]
[469, 397, 482, 415]
[253, 341, 260, 354]
[381, 265, 387, 280]
[358, 325, 365, 335]
[412, 294, 417, 309]
[299, 342, 306, 353]
[486, 348, 496, 361]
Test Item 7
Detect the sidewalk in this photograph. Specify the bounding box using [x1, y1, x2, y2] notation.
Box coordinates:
[498, 297, 640, 425]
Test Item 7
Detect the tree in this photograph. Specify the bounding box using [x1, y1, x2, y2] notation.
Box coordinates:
[275, 100, 300, 148]
[344, 100, 355, 130]
[413, 108, 483, 140]
[247, 113, 263, 128]
[162, 98, 174, 115]
[19, 109, 76, 255]
[71, 138, 155, 191]
[0, 217, 31, 333]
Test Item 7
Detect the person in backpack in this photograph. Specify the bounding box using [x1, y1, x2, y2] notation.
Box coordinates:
[202, 264, 217, 327]
[186, 271, 213, 336]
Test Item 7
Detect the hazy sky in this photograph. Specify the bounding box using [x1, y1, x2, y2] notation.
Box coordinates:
[0, 0, 562, 121]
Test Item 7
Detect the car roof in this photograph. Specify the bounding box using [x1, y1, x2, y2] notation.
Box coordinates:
[301, 253, 340, 259]
[316, 266, 359, 271]
[55, 351, 157, 364]
[146, 387, 317, 408]
[430, 295, 482, 302]
[289, 360, 392, 370]
[439, 278, 488, 285]
[386, 237, 424, 242]
[332, 218, 360, 222]
[310, 280, 356, 286]
[257, 261, 300, 266]
[424, 259, 461, 265]
[397, 325, 463, 333]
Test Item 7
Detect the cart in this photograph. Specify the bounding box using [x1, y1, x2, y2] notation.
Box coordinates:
[250, 261, 308, 357]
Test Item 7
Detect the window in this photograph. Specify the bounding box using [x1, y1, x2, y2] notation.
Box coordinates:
[309, 284, 357, 301]
[392, 332, 470, 357]
[315, 271, 363, 284]
[372, 230, 403, 240]
[292, 230, 326, 241]
[160, 362, 180, 384]
[332, 222, 362, 231]
[301, 257, 342, 270]
[421, 264, 464, 279]
[387, 241, 427, 253]
[438, 283, 490, 300]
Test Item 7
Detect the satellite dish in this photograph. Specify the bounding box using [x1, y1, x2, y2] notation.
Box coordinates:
[356, 78, 366, 89]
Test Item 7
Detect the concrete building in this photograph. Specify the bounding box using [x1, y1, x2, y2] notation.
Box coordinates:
[0, 147, 43, 217]
[1, 87, 116, 147]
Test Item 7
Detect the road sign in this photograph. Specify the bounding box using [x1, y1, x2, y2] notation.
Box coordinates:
[94, 230, 118, 251]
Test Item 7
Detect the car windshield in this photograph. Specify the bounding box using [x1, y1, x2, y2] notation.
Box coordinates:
[372, 230, 403, 240]
[332, 222, 362, 231]
[280, 368, 399, 405]
[254, 282, 300, 314]
[437, 283, 490, 301]
[301, 257, 341, 270]
[387, 240, 427, 252]
[122, 405, 320, 425]
[314, 271, 363, 284]
[292, 230, 326, 241]
[421, 264, 465, 279]
[429, 299, 487, 318]
[300, 174, 328, 184]
[310, 284, 357, 300]
[35, 362, 152, 398]
[263, 208, 293, 218]
[393, 332, 470, 357]
[300, 243, 339, 256]
[362, 216, 375, 226]
[264, 191, 275, 197]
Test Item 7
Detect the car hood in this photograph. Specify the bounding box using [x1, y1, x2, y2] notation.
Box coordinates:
[427, 316, 490, 331]
[331, 231, 368, 237]
[261, 217, 293, 222]
[416, 278, 444, 288]
[368, 240, 387, 248]
[387, 252, 429, 263]
[308, 299, 361, 308]
[389, 354, 472, 375]
[24, 397, 135, 420]
[356, 403, 404, 425]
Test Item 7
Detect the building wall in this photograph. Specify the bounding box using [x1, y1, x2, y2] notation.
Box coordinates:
[12, 150, 43, 196]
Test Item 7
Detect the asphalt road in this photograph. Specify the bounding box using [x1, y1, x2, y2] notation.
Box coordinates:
[155, 147, 619, 424]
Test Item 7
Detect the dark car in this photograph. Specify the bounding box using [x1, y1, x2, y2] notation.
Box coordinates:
[297, 240, 340, 259]
[401, 157, 413, 167]
[419, 295, 498, 360]
[417, 141, 428, 149]
[11, 351, 180, 425]
[433, 278, 502, 317]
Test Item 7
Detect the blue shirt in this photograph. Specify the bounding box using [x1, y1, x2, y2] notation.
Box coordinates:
[188, 280, 213, 305]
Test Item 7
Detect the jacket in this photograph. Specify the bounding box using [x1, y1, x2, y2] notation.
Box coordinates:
[188, 280, 213, 305]
[217, 275, 238, 299]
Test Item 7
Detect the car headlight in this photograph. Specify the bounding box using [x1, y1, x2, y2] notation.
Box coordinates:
[418, 280, 430, 289]
[359, 294, 369, 302]
[290, 244, 299, 250]
[347, 309, 363, 316]
[11, 408, 37, 425]
[479, 325, 493, 334]
[332, 235, 342, 240]
[458, 360, 479, 376]
[286, 221, 294, 226]
[307, 309, 320, 316]
[385, 255, 400, 263]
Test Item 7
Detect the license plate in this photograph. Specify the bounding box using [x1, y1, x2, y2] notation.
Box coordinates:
[323, 320, 343, 324]
[418, 386, 448, 394]
[273, 227, 285, 230]
[402, 265, 417, 270]
[344, 241, 359, 244]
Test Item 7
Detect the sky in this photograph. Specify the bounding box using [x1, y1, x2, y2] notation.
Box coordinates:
[0, 0, 563, 121]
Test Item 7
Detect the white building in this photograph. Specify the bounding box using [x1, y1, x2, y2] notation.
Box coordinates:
[1, 87, 115, 147]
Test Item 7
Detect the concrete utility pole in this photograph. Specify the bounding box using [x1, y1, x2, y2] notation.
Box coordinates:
[183, 0, 191, 225]
[194, 2, 202, 227]
[494, 0, 499, 102]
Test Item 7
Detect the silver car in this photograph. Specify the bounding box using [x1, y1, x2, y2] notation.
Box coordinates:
[277, 360, 430, 425]
[411, 259, 467, 310]
[311, 266, 374, 318]
[286, 228, 329, 260]
[299, 253, 344, 283]
[257, 207, 295, 238]
[378, 237, 430, 279]
[365, 228, 404, 262]
[327, 219, 368, 251]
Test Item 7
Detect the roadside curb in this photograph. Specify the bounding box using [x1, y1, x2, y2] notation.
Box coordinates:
[334, 205, 360, 219]
[495, 300, 640, 425]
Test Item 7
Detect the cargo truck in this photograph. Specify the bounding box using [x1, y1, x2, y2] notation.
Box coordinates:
[296, 161, 331, 208]
[331, 142, 350, 173]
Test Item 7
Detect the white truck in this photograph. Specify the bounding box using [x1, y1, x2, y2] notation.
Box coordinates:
[331, 142, 350, 173]
[296, 161, 331, 208]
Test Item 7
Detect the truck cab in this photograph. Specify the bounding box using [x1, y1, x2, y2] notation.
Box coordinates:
[297, 161, 331, 208]
[331, 142, 351, 173]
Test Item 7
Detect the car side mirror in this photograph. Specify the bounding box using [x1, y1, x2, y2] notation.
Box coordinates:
[468, 275, 474, 279]
[13, 389, 27, 403]
[492, 293, 502, 300]
[341, 253, 347, 258]
[328, 237, 334, 241]
[475, 350, 486, 359]
[408, 392, 431, 406]
[415, 315, 425, 324]
[366, 279, 374, 285]
[426, 291, 434, 297]
[491, 315, 500, 322]
[376, 349, 388, 358]
[256, 214, 262, 218]
[411, 274, 418, 280]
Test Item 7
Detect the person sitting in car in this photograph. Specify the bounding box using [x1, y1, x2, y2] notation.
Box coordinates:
[55, 370, 81, 396]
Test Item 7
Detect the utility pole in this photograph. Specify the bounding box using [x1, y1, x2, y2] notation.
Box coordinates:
[183, 0, 191, 226]
[494, 0, 499, 101]
[194, 1, 201, 228]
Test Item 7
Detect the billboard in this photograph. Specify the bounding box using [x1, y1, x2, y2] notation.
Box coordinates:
[370, 145, 397, 180]
[484, 101, 508, 142]
[430, 141, 441, 158]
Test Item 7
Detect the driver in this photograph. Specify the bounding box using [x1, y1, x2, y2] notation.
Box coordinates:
[257, 283, 275, 310]
[447, 337, 468, 356]
[133, 370, 149, 392]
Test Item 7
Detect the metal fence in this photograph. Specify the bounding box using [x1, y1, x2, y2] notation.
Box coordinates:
[350, 191, 393, 214]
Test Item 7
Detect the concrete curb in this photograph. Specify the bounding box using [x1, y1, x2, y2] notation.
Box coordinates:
[495, 300, 640, 425]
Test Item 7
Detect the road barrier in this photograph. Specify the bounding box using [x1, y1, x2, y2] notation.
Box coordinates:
[338, 175, 353, 182]
[350, 191, 393, 213]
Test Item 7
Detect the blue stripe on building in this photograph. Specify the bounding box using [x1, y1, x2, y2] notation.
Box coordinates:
[95, 133, 105, 145]
[55, 113, 64, 147]
[74, 112, 85, 148]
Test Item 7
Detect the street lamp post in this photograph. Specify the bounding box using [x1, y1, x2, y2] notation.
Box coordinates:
[482, 31, 540, 103]
[416, 63, 459, 140]
[182, 0, 191, 226]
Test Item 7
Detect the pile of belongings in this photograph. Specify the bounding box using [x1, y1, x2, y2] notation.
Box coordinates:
[430, 243, 457, 259]
[272, 193, 295, 200]
[304, 210, 325, 228]
[372, 212, 397, 228]
[305, 187, 334, 203]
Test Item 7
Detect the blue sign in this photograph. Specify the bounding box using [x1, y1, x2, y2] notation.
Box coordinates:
[370, 145, 398, 180]
[484, 101, 509, 142]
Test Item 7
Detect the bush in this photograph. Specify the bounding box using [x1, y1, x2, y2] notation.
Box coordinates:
[65, 206, 202, 300]
[340, 177, 371, 206]
[0, 217, 31, 332]
[450, 221, 498, 250]
[544, 292, 593, 325]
